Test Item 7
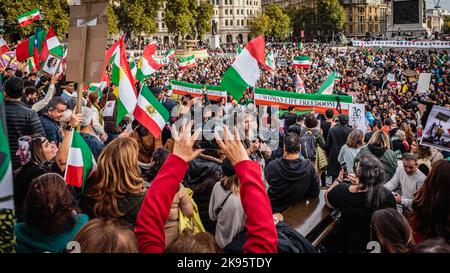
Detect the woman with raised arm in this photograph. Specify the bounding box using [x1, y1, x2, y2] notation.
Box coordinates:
[134, 120, 278, 253]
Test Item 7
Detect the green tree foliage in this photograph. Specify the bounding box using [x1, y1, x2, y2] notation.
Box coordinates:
[287, 4, 316, 37]
[114, 0, 160, 36]
[318, 0, 345, 33]
[443, 16, 450, 34]
[165, 0, 196, 38]
[194, 0, 213, 39]
[0, 0, 69, 38]
[264, 4, 291, 40]
[249, 13, 271, 37]
[107, 3, 120, 36]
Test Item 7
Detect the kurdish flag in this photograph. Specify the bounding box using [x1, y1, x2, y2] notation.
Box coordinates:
[0, 93, 14, 209]
[264, 50, 275, 72]
[317, 71, 336, 95]
[40, 26, 64, 63]
[15, 28, 47, 62]
[64, 129, 97, 189]
[221, 35, 265, 101]
[165, 48, 175, 59]
[111, 38, 138, 125]
[178, 55, 196, 69]
[129, 58, 137, 78]
[17, 9, 41, 27]
[136, 43, 163, 82]
[293, 56, 311, 69]
[134, 85, 170, 138]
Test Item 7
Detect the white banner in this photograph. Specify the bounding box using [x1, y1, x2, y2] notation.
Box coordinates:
[417, 73, 432, 94]
[352, 40, 450, 49]
[348, 103, 367, 133]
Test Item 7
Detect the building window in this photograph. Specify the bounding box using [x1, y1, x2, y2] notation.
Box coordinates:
[242, 19, 244, 25]
[230, 20, 233, 26]
[225, 0, 228, 5]
[162, 22, 165, 29]
[241, 9, 244, 14]
[230, 9, 233, 15]
[230, 0, 233, 4]
[216, 0, 219, 4]
[359, 16, 364, 22]
[225, 20, 228, 26]
[349, 25, 353, 34]
[225, 9, 228, 15]
[358, 7, 364, 13]
[237, 20, 239, 26]
[162, 12, 165, 17]
[359, 25, 364, 34]
[236, 9, 239, 15]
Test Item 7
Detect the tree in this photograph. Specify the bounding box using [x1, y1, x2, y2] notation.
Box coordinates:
[444, 16, 450, 34]
[194, 0, 213, 39]
[264, 4, 291, 40]
[165, 0, 196, 38]
[114, 0, 160, 36]
[287, 4, 316, 39]
[249, 13, 271, 37]
[0, 0, 69, 39]
[107, 3, 120, 36]
[317, 0, 345, 35]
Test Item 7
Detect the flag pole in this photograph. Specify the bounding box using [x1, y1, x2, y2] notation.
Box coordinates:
[76, 25, 88, 125]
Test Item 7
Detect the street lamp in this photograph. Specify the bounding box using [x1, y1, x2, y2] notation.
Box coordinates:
[0, 14, 5, 35]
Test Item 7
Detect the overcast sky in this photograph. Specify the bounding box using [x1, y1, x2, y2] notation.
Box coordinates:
[426, 0, 450, 11]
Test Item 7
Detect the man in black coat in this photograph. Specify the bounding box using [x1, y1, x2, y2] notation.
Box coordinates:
[326, 113, 352, 180]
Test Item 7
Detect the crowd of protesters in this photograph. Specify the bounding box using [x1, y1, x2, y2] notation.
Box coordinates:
[0, 40, 449, 254]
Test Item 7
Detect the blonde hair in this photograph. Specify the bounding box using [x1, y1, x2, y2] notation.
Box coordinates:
[369, 130, 391, 150]
[220, 175, 240, 195]
[84, 137, 145, 219]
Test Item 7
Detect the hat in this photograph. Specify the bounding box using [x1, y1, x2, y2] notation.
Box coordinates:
[221, 158, 235, 177]
[338, 113, 349, 125]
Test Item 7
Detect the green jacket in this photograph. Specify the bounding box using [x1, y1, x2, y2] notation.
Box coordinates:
[355, 145, 398, 182]
[15, 214, 88, 253]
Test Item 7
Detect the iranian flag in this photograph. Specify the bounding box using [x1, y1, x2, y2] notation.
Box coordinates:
[136, 43, 163, 82]
[264, 50, 275, 72]
[15, 28, 47, 62]
[0, 38, 10, 57]
[64, 130, 97, 189]
[178, 55, 196, 69]
[221, 35, 265, 101]
[134, 85, 170, 138]
[165, 48, 175, 59]
[171, 80, 227, 101]
[254, 87, 352, 115]
[111, 38, 138, 125]
[293, 56, 311, 69]
[317, 71, 336, 95]
[27, 57, 37, 73]
[17, 9, 41, 27]
[40, 26, 64, 64]
[0, 93, 14, 209]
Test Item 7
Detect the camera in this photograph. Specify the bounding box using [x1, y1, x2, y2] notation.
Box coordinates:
[340, 162, 351, 183]
[192, 127, 223, 150]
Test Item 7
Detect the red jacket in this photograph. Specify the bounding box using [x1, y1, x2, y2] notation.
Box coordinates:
[134, 154, 278, 253]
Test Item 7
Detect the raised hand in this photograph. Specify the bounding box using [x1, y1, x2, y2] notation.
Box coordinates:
[215, 126, 249, 166]
[171, 119, 203, 163]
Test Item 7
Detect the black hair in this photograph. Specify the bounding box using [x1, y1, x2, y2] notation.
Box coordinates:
[47, 96, 67, 111]
[288, 106, 295, 112]
[4, 77, 24, 99]
[283, 132, 300, 154]
[325, 109, 334, 119]
[304, 114, 318, 129]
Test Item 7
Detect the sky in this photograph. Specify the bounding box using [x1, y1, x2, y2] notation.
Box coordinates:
[426, 0, 450, 11]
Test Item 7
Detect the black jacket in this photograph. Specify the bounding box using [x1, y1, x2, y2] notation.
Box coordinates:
[265, 158, 320, 213]
[326, 124, 352, 177]
[5, 100, 44, 170]
[40, 114, 63, 145]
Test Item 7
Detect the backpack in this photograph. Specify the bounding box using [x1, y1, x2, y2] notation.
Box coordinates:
[300, 131, 316, 161]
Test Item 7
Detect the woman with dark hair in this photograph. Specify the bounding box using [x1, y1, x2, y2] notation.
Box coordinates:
[371, 208, 414, 253]
[325, 155, 396, 252]
[411, 160, 450, 244]
[15, 173, 88, 253]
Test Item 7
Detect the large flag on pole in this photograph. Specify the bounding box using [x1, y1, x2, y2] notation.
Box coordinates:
[221, 35, 265, 101]
[64, 129, 97, 190]
[15, 29, 47, 62]
[136, 43, 163, 82]
[17, 9, 41, 27]
[0, 93, 14, 210]
[317, 71, 336, 95]
[40, 26, 64, 64]
[134, 85, 170, 138]
[111, 38, 138, 125]
[264, 50, 275, 72]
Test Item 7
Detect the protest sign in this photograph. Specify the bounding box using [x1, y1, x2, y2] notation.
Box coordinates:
[421, 105, 450, 152]
[348, 103, 367, 133]
[416, 73, 432, 94]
